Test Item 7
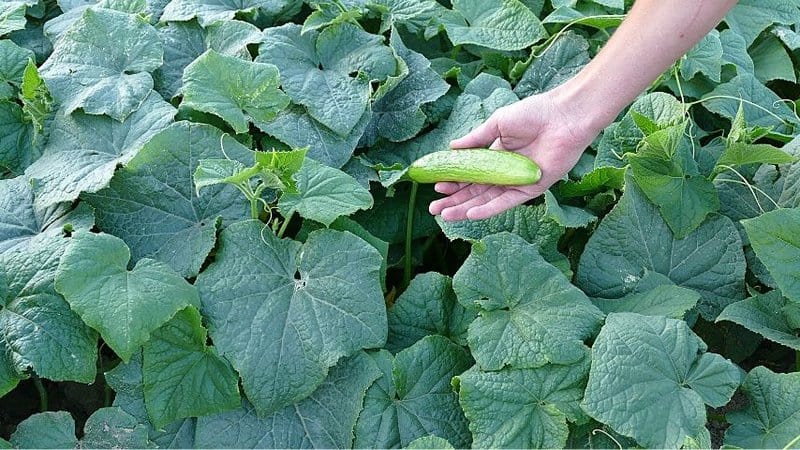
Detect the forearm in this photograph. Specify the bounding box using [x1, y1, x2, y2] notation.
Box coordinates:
[551, 0, 737, 133]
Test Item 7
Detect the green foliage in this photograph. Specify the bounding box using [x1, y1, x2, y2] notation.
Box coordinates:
[54, 232, 199, 362]
[724, 366, 800, 448]
[583, 313, 741, 448]
[2, 1, 800, 448]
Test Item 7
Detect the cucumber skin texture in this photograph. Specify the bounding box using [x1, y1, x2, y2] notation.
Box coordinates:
[407, 149, 541, 185]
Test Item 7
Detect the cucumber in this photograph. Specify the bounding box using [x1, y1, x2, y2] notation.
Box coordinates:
[406, 149, 541, 185]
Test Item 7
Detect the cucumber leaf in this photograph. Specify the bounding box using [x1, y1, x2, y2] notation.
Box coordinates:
[724, 366, 800, 448]
[583, 313, 742, 449]
[39, 8, 162, 121]
[54, 232, 199, 362]
[453, 232, 603, 370]
[195, 351, 381, 448]
[195, 222, 386, 415]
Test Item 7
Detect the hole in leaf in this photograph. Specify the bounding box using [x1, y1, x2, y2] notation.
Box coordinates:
[293, 270, 306, 291]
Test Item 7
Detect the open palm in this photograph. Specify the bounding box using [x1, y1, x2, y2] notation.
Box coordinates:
[429, 93, 601, 221]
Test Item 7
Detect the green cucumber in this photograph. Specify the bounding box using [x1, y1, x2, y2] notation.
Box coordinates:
[407, 149, 541, 185]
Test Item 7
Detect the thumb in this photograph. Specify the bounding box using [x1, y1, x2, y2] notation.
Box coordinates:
[450, 116, 500, 149]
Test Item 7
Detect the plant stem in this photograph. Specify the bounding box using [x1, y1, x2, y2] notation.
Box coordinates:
[277, 209, 294, 239]
[104, 383, 112, 407]
[33, 375, 48, 412]
[403, 182, 419, 291]
[250, 197, 259, 220]
[98, 353, 112, 407]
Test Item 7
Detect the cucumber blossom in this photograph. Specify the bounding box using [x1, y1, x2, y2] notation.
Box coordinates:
[407, 149, 541, 185]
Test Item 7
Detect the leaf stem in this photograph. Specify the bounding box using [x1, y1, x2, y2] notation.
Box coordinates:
[403, 182, 419, 291]
[33, 375, 48, 412]
[250, 197, 259, 220]
[277, 209, 294, 239]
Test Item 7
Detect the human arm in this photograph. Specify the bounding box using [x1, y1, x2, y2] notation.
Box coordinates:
[430, 0, 738, 222]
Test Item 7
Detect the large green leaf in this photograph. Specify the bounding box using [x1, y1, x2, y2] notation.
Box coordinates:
[582, 313, 742, 449]
[0, 229, 98, 384]
[725, 366, 800, 448]
[83, 121, 251, 278]
[195, 351, 381, 448]
[39, 8, 162, 121]
[724, 0, 799, 47]
[453, 232, 603, 370]
[258, 22, 397, 136]
[742, 208, 800, 303]
[142, 307, 240, 428]
[181, 50, 290, 134]
[25, 92, 176, 209]
[576, 177, 746, 320]
[354, 336, 471, 448]
[442, 0, 547, 51]
[42, 0, 151, 44]
[386, 272, 474, 353]
[514, 31, 589, 98]
[363, 29, 448, 145]
[9, 411, 78, 449]
[54, 232, 199, 362]
[455, 354, 590, 449]
[278, 158, 373, 226]
[717, 291, 800, 351]
[161, 0, 291, 26]
[195, 221, 386, 415]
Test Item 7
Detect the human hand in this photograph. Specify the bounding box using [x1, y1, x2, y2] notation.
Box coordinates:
[429, 90, 603, 221]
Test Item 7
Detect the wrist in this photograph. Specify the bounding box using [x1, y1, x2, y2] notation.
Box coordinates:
[548, 75, 625, 137]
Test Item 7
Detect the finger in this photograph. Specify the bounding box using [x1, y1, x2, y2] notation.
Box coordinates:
[440, 187, 503, 221]
[450, 117, 499, 149]
[465, 190, 538, 220]
[434, 182, 466, 195]
[429, 184, 490, 215]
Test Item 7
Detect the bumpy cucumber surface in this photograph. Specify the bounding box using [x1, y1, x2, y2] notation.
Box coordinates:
[407, 149, 541, 185]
